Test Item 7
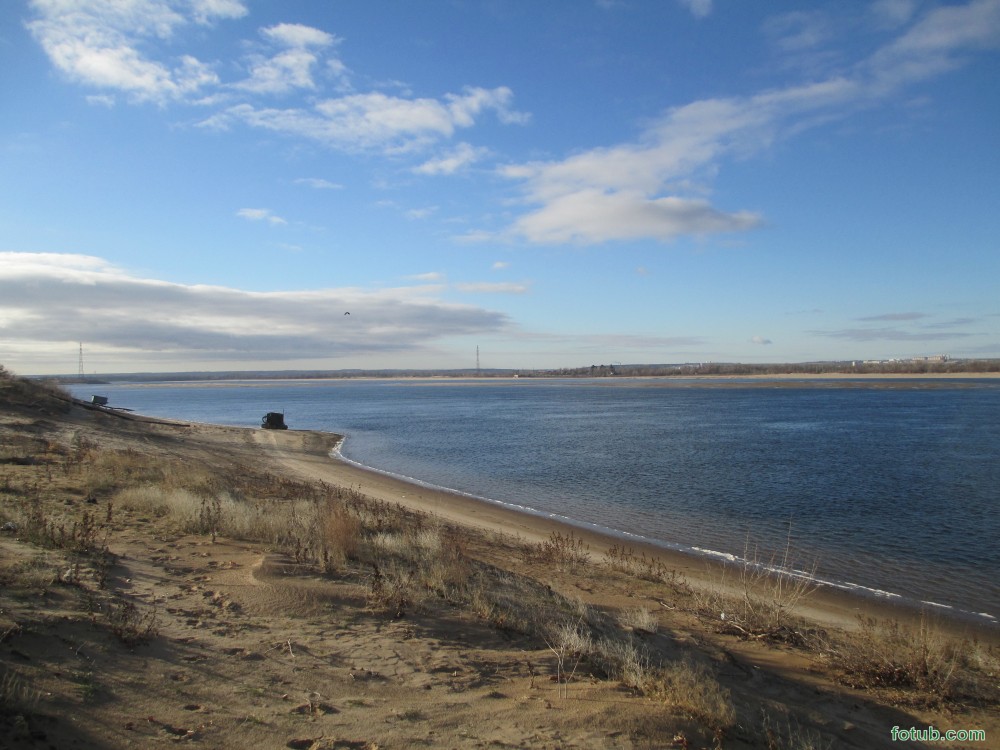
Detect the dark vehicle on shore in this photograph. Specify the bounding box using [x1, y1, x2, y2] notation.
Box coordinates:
[261, 412, 288, 430]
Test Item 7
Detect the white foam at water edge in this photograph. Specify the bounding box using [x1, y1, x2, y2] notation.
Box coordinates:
[921, 601, 954, 610]
[329, 438, 998, 625]
[690, 547, 738, 563]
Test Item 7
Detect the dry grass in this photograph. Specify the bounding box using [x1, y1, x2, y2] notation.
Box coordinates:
[618, 606, 658, 634]
[525, 530, 591, 571]
[819, 614, 1000, 705]
[592, 635, 651, 691]
[0, 552, 59, 596]
[604, 543, 687, 586]
[650, 656, 736, 732]
[758, 709, 833, 750]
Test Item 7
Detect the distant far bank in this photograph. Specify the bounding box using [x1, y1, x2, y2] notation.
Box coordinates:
[45, 358, 1000, 385]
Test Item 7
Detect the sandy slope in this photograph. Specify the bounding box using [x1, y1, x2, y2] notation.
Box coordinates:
[1, 394, 998, 749]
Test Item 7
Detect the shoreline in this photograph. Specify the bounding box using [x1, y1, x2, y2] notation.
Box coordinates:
[254, 425, 1000, 645]
[71, 371, 1000, 389]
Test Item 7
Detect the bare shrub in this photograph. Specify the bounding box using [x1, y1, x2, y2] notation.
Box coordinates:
[696, 533, 817, 642]
[97, 595, 159, 646]
[544, 620, 593, 698]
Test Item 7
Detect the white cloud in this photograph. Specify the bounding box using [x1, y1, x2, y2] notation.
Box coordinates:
[28, 2, 525, 160]
[405, 207, 438, 220]
[763, 11, 832, 53]
[510, 190, 759, 244]
[190, 0, 248, 24]
[0, 252, 508, 365]
[236, 207, 287, 225]
[26, 0, 243, 103]
[751, 336, 773, 345]
[414, 142, 490, 175]
[491, 261, 509, 271]
[677, 0, 712, 19]
[407, 272, 445, 282]
[86, 94, 116, 107]
[863, 0, 1000, 92]
[294, 177, 343, 190]
[236, 48, 323, 94]
[208, 86, 526, 154]
[454, 282, 530, 294]
[870, 0, 919, 28]
[498, 1, 1000, 245]
[815, 327, 969, 342]
[235, 23, 338, 95]
[856, 311, 927, 322]
[262, 23, 335, 48]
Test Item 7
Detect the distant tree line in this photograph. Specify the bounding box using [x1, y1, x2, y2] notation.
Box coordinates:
[40, 358, 1000, 384]
[519, 359, 1000, 378]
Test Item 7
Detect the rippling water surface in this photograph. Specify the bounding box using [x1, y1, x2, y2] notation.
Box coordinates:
[70, 378, 1000, 620]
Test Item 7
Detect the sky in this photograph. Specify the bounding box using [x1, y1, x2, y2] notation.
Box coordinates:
[2, 0, 999, 375]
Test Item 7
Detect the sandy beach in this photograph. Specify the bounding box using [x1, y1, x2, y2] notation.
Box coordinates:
[2, 376, 998, 749]
[254, 425, 1000, 641]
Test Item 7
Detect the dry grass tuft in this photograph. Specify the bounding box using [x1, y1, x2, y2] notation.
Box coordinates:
[525, 530, 591, 571]
[321, 504, 363, 567]
[650, 656, 736, 732]
[618, 606, 658, 634]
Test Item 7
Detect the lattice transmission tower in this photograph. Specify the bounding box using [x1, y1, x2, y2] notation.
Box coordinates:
[78, 342, 85, 379]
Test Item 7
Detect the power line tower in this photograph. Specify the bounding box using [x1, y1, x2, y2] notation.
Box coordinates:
[78, 342, 85, 379]
[476, 346, 480, 377]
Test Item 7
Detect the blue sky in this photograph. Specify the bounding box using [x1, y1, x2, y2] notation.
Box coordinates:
[2, 0, 998, 375]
